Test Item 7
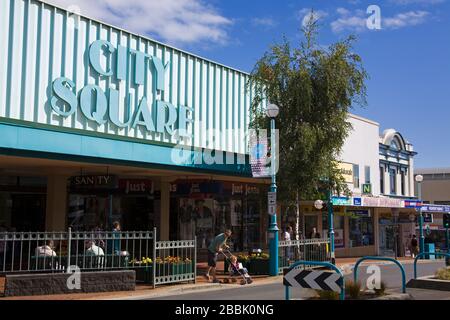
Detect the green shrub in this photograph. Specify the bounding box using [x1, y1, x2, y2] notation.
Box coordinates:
[435, 267, 450, 280]
[316, 290, 339, 300]
[345, 280, 362, 299]
[374, 281, 386, 296]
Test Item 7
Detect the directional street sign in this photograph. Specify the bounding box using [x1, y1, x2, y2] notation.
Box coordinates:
[283, 268, 342, 293]
[268, 192, 277, 215]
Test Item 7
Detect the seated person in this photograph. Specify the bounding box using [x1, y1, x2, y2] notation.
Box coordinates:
[227, 255, 253, 284]
[85, 240, 105, 256]
[35, 240, 57, 269]
[85, 240, 105, 268]
[36, 240, 57, 257]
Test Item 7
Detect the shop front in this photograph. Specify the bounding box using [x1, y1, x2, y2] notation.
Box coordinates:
[169, 181, 265, 254]
[67, 175, 157, 232]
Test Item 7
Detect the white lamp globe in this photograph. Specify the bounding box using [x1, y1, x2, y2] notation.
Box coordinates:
[415, 175, 423, 182]
[266, 103, 279, 118]
[314, 200, 324, 210]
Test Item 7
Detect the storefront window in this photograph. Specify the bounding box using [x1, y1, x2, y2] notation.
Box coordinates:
[349, 215, 374, 247]
[67, 177, 155, 232]
[0, 175, 47, 232]
[68, 194, 155, 232]
[171, 182, 262, 252]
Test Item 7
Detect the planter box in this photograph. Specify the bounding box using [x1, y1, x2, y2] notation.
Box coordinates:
[134, 261, 194, 283]
[134, 265, 152, 283]
[407, 276, 450, 291]
[248, 259, 269, 275]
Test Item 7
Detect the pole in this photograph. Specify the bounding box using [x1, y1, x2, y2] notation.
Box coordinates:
[268, 118, 279, 276]
[327, 189, 335, 265]
[417, 182, 425, 254]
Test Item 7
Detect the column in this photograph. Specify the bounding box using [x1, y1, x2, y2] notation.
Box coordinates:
[374, 208, 380, 255]
[159, 178, 171, 241]
[45, 175, 69, 231]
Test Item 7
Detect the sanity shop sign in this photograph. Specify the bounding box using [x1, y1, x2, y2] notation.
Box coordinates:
[50, 40, 193, 137]
[70, 175, 119, 190]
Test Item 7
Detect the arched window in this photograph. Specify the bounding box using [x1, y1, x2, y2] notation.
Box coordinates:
[390, 138, 401, 150]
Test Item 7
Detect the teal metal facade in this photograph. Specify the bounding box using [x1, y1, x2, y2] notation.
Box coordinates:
[0, 0, 264, 173]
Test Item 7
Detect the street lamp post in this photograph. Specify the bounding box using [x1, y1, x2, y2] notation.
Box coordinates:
[415, 175, 425, 254]
[392, 209, 399, 260]
[267, 103, 279, 276]
[315, 190, 335, 265]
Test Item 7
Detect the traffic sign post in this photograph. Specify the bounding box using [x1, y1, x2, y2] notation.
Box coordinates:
[283, 260, 345, 300]
[268, 192, 276, 216]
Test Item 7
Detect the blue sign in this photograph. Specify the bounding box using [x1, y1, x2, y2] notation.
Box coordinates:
[353, 198, 362, 206]
[421, 205, 450, 213]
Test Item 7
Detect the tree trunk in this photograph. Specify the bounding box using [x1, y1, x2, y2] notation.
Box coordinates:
[294, 190, 301, 260]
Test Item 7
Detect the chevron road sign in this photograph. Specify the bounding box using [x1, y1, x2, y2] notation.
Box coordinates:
[283, 268, 342, 293]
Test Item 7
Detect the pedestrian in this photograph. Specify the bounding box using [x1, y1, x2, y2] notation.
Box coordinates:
[310, 227, 321, 239]
[410, 234, 419, 258]
[282, 226, 293, 261]
[282, 226, 292, 241]
[205, 229, 232, 283]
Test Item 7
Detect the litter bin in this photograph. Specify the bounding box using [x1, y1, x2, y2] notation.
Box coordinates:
[424, 243, 435, 260]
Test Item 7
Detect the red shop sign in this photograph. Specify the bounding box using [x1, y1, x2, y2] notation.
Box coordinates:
[119, 179, 153, 194]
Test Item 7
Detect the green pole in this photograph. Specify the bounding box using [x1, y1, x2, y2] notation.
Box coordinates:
[268, 118, 279, 276]
[417, 182, 425, 254]
[328, 189, 335, 265]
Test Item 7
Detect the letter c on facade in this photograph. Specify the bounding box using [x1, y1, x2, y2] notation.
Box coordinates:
[89, 40, 115, 76]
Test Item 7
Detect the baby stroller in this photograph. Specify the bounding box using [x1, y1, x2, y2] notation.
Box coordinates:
[221, 249, 253, 285]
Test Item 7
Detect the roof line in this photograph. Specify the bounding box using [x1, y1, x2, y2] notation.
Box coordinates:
[39, 0, 251, 76]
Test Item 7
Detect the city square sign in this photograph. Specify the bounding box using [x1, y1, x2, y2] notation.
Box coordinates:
[50, 40, 193, 138]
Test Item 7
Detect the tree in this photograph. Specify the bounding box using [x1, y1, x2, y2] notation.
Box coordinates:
[248, 14, 368, 241]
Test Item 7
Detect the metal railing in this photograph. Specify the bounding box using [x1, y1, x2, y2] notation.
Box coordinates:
[278, 238, 331, 274]
[0, 228, 154, 274]
[152, 238, 197, 288]
[0, 228, 197, 287]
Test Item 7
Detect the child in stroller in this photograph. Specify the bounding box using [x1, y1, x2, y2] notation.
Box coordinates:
[224, 254, 253, 285]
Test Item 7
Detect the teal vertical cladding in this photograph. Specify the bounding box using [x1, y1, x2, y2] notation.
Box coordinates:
[0, 0, 266, 160]
[19, 0, 29, 121]
[5, 0, 15, 119]
[33, 1, 42, 123]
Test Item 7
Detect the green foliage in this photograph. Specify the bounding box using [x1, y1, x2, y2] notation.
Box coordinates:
[345, 280, 362, 299]
[316, 289, 339, 300]
[248, 12, 368, 204]
[374, 281, 387, 296]
[435, 267, 450, 280]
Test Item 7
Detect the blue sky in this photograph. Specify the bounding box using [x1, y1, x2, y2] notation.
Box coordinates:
[48, 0, 450, 169]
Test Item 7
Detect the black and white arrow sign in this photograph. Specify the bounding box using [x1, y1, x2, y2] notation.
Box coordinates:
[283, 268, 342, 293]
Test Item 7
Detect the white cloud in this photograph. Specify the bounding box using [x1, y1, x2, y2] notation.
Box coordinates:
[44, 0, 232, 46]
[298, 9, 329, 27]
[384, 11, 429, 28]
[331, 15, 367, 33]
[331, 8, 430, 33]
[251, 17, 277, 28]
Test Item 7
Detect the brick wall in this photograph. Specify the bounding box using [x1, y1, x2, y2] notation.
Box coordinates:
[4, 270, 135, 297]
